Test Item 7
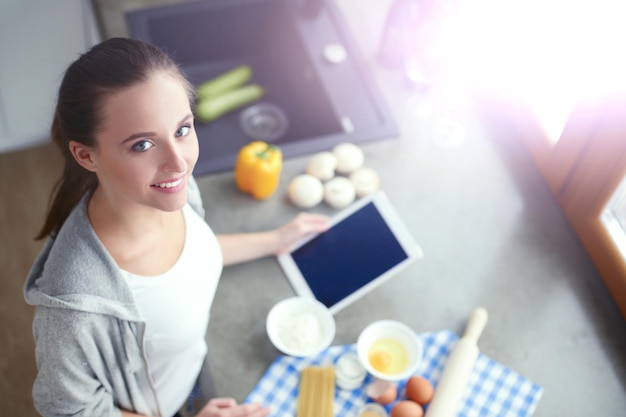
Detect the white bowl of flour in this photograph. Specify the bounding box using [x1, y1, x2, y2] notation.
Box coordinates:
[266, 296, 336, 357]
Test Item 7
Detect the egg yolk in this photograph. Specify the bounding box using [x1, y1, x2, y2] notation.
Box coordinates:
[369, 350, 392, 372]
[367, 338, 409, 375]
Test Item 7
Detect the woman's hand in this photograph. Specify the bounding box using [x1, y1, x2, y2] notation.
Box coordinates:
[217, 213, 329, 266]
[274, 212, 329, 255]
[196, 398, 270, 417]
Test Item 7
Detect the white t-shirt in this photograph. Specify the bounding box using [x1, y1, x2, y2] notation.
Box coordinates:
[124, 204, 223, 417]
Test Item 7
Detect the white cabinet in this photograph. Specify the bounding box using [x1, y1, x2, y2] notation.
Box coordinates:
[0, 0, 100, 153]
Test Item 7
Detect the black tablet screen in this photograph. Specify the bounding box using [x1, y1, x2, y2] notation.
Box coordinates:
[291, 202, 409, 308]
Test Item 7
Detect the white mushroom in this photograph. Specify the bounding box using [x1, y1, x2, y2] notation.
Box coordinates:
[306, 152, 337, 181]
[332, 143, 364, 174]
[324, 177, 356, 209]
[349, 167, 380, 197]
[287, 174, 324, 208]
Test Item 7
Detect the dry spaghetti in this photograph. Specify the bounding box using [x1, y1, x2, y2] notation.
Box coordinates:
[296, 366, 335, 417]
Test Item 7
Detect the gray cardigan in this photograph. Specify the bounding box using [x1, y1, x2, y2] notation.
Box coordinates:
[24, 178, 206, 417]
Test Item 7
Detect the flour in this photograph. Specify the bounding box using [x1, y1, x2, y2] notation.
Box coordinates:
[278, 311, 323, 352]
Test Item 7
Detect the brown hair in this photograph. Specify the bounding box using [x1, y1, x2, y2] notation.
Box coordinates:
[37, 37, 194, 239]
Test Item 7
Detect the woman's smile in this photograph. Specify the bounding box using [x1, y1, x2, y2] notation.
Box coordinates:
[151, 177, 186, 192]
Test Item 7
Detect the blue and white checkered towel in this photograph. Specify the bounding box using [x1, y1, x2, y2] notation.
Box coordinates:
[246, 330, 543, 417]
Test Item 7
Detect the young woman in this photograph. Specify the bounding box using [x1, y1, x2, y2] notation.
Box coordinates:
[24, 37, 328, 417]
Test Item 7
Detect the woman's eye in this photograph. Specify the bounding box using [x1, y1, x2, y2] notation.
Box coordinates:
[176, 125, 191, 137]
[131, 140, 154, 152]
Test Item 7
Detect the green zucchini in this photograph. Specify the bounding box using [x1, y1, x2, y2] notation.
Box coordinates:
[196, 84, 264, 122]
[197, 65, 253, 99]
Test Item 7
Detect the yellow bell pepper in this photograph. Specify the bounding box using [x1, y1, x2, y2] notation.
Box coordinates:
[235, 141, 282, 199]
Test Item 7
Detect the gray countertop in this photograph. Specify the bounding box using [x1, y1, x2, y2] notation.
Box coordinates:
[94, 1, 626, 415]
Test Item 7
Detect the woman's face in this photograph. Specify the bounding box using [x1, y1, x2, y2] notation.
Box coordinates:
[87, 71, 199, 213]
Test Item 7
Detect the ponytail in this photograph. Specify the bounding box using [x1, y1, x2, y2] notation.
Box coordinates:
[35, 113, 98, 239]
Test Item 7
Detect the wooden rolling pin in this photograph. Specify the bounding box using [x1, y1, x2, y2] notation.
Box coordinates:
[424, 307, 488, 417]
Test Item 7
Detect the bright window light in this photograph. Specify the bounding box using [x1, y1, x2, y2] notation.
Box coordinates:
[419, 0, 626, 141]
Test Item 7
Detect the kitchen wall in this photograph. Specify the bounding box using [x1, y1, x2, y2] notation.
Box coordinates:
[0, 0, 100, 153]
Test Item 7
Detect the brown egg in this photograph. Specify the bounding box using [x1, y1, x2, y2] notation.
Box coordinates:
[390, 400, 424, 417]
[405, 376, 434, 405]
[366, 379, 397, 405]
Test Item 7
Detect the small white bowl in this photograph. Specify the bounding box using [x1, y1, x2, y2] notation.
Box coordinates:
[266, 296, 336, 357]
[358, 403, 388, 417]
[356, 320, 423, 381]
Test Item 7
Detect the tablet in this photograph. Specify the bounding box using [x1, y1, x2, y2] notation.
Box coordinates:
[277, 191, 423, 314]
